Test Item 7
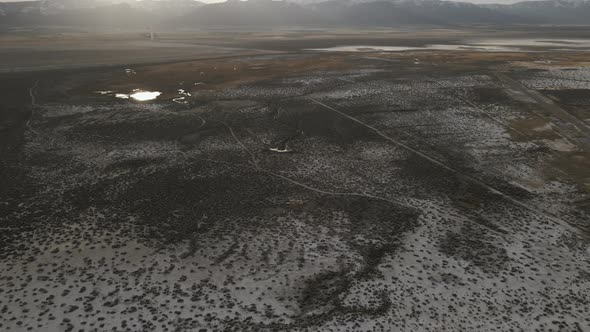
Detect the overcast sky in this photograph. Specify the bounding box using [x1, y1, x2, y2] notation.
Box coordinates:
[0, 0, 536, 4]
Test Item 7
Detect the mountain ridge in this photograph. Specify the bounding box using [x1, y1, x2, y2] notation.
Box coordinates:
[1, 0, 589, 27]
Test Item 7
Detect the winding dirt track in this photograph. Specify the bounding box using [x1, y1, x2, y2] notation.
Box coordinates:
[223, 122, 420, 211]
[308, 97, 587, 239]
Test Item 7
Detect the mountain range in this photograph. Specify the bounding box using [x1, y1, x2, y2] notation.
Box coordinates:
[1, 0, 589, 27]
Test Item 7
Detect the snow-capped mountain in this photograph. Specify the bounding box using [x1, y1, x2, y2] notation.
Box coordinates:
[486, 0, 590, 23]
[1, 0, 589, 27]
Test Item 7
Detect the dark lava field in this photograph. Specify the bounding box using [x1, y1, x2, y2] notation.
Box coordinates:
[1, 30, 590, 331]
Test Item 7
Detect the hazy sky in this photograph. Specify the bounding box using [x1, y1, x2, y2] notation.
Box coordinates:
[0, 0, 536, 4]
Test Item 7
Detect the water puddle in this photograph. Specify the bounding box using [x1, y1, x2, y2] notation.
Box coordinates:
[307, 44, 521, 53]
[125, 68, 137, 76]
[307, 40, 590, 53]
[173, 89, 192, 105]
[95, 89, 161, 101]
[308, 45, 421, 52]
[471, 38, 590, 49]
[127, 90, 162, 101]
[428, 44, 519, 52]
[94, 90, 114, 95]
[269, 147, 292, 153]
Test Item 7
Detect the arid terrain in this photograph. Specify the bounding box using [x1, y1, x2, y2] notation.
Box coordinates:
[1, 27, 590, 331]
